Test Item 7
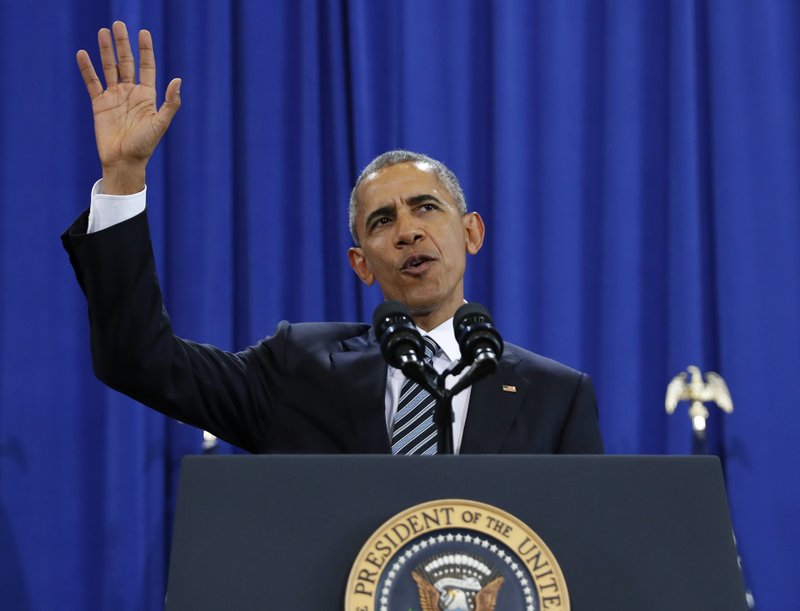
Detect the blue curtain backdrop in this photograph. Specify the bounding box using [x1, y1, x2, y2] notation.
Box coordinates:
[1, 0, 797, 609]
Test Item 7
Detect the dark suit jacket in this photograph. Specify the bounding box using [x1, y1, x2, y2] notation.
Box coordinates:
[62, 210, 603, 454]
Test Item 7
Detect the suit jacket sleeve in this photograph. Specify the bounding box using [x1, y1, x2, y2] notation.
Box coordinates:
[558, 372, 604, 453]
[61, 209, 281, 452]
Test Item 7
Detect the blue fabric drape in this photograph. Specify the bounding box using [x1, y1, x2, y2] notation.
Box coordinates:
[1, 1, 797, 609]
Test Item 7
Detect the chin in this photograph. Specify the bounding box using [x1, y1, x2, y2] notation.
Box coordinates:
[407, 296, 456, 321]
[385, 286, 458, 320]
[406, 303, 436, 318]
[400, 292, 440, 312]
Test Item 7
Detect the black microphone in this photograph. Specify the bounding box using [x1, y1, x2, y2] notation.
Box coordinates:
[453, 302, 503, 372]
[372, 301, 427, 382]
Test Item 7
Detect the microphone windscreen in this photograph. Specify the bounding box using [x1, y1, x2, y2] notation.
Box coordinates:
[453, 302, 503, 362]
[372, 300, 411, 339]
[453, 302, 492, 329]
[372, 301, 425, 369]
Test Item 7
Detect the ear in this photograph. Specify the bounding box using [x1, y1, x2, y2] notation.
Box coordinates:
[463, 212, 485, 255]
[348, 247, 375, 286]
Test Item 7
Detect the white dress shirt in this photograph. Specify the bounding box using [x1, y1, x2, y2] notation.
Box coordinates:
[87, 179, 146, 233]
[88, 179, 472, 453]
[384, 318, 472, 454]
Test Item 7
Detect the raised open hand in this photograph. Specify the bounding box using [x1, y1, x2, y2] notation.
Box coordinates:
[76, 21, 181, 194]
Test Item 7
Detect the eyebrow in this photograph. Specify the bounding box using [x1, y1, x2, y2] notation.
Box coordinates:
[363, 194, 447, 233]
[364, 204, 397, 231]
[407, 193, 445, 207]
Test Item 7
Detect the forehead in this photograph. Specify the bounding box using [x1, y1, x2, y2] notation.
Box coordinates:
[355, 161, 452, 211]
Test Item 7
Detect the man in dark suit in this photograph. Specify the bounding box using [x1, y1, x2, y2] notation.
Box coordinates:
[65, 21, 603, 455]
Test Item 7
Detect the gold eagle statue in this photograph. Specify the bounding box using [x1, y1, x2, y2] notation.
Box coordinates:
[665, 365, 733, 432]
[412, 571, 504, 611]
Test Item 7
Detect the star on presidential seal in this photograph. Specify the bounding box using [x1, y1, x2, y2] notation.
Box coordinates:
[345, 500, 569, 611]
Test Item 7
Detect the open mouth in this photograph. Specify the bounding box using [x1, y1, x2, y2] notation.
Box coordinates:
[400, 254, 435, 273]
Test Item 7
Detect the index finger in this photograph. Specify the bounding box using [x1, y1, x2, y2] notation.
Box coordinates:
[138, 29, 156, 88]
[76, 49, 104, 99]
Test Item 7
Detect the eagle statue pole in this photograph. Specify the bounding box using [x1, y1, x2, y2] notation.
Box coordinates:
[664, 365, 756, 610]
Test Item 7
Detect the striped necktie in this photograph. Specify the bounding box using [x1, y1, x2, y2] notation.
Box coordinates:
[391, 336, 440, 455]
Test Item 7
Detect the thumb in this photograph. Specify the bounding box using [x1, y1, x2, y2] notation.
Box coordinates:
[157, 77, 182, 127]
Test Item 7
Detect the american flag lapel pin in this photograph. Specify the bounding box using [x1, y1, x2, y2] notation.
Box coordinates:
[502, 384, 517, 393]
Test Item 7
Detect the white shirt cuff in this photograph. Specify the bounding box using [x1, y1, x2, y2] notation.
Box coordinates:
[87, 178, 147, 234]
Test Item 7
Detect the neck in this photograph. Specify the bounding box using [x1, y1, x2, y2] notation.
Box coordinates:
[410, 303, 459, 332]
[412, 314, 444, 332]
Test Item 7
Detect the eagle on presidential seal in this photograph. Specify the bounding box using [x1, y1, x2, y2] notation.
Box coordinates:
[411, 552, 504, 611]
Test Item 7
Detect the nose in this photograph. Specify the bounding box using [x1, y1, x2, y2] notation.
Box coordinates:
[394, 208, 424, 246]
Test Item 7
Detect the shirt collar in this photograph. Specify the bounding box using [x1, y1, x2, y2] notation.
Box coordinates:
[421, 316, 461, 363]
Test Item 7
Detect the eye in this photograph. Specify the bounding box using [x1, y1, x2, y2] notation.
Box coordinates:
[370, 216, 392, 231]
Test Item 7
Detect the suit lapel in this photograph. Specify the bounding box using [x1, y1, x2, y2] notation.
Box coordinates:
[329, 330, 529, 454]
[330, 330, 391, 453]
[460, 350, 529, 454]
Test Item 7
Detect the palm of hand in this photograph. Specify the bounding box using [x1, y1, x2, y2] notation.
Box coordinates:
[92, 82, 162, 166]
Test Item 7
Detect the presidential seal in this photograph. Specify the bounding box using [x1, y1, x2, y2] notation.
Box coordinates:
[345, 499, 569, 611]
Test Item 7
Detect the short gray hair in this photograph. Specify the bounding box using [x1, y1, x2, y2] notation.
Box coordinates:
[348, 150, 468, 245]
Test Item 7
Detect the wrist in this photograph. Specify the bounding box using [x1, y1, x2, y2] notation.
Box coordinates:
[101, 163, 146, 195]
